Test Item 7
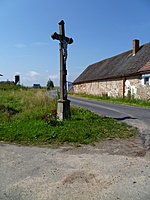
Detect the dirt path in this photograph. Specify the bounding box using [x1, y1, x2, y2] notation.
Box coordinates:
[0, 137, 150, 200]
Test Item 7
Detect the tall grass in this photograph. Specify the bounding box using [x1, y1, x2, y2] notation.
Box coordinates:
[0, 86, 137, 145]
[0, 89, 55, 122]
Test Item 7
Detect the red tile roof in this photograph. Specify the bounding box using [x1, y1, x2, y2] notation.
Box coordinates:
[139, 60, 150, 72]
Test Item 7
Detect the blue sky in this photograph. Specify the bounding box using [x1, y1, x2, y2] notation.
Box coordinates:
[0, 0, 150, 86]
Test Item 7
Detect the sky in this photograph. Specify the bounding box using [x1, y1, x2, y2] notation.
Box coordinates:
[0, 0, 150, 87]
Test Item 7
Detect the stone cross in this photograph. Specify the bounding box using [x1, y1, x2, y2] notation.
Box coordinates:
[51, 20, 73, 120]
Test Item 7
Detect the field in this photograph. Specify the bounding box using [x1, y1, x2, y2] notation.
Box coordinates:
[0, 84, 136, 146]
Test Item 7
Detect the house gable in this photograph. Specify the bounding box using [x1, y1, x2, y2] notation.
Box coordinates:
[139, 60, 150, 73]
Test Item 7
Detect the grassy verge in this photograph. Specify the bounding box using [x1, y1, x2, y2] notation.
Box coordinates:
[0, 86, 137, 146]
[69, 91, 150, 108]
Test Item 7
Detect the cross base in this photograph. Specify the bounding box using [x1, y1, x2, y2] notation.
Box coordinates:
[57, 99, 71, 121]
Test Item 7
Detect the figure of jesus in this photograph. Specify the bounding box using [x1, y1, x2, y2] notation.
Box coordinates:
[62, 40, 68, 64]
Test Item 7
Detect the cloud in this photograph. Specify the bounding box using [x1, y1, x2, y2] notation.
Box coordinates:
[26, 71, 40, 77]
[22, 71, 40, 85]
[48, 74, 59, 80]
[31, 42, 49, 46]
[21, 71, 59, 86]
[15, 72, 20, 75]
[14, 44, 26, 48]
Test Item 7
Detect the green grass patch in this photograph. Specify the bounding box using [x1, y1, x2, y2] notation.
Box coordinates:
[0, 86, 137, 146]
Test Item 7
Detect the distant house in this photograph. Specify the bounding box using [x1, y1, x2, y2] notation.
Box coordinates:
[33, 84, 41, 89]
[73, 39, 150, 100]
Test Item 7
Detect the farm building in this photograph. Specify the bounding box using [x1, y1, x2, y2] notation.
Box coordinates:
[73, 39, 150, 100]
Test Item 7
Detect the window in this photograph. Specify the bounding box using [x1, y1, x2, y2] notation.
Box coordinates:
[144, 77, 149, 86]
[142, 74, 150, 86]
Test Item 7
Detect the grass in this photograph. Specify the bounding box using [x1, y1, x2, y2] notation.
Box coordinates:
[69, 91, 150, 108]
[0, 85, 137, 146]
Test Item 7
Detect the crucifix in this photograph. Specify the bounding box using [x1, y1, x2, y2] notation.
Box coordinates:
[51, 20, 73, 120]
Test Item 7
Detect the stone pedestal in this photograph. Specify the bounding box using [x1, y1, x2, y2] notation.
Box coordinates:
[57, 99, 71, 121]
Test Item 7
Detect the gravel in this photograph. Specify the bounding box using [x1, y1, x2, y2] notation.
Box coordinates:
[0, 137, 150, 200]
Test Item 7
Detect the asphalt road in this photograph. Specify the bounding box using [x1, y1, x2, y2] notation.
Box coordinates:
[69, 96, 150, 150]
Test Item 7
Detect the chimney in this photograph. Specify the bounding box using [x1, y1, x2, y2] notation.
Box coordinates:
[132, 39, 139, 55]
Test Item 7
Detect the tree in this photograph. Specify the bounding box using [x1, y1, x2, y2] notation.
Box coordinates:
[47, 79, 54, 90]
